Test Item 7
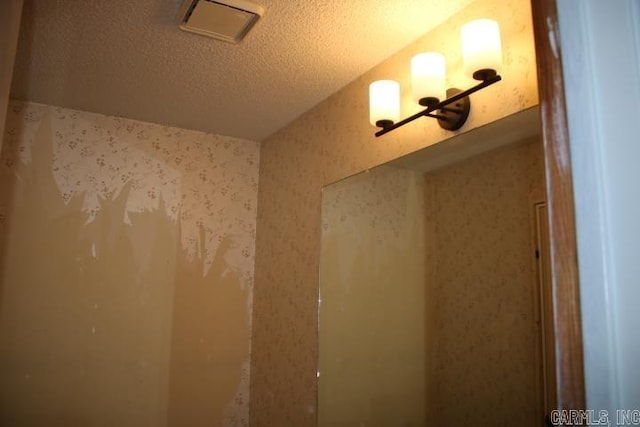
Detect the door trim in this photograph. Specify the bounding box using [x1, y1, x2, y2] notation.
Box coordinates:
[530, 0, 586, 411]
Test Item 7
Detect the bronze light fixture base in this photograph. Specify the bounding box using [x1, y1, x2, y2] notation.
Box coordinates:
[375, 73, 501, 137]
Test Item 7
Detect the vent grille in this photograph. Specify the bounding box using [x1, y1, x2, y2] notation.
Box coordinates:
[179, 0, 264, 43]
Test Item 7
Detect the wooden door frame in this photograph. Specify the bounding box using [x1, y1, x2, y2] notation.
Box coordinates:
[531, 0, 586, 412]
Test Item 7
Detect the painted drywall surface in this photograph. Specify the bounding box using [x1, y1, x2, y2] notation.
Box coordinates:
[557, 0, 640, 413]
[425, 139, 544, 426]
[0, 101, 259, 426]
[250, 0, 538, 424]
[0, 0, 23, 143]
[318, 166, 426, 426]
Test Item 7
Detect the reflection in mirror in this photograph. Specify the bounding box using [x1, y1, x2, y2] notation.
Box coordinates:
[318, 107, 551, 426]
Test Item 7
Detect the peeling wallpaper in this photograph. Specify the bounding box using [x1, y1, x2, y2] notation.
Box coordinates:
[3, 102, 258, 281]
[0, 101, 259, 426]
[251, 0, 538, 424]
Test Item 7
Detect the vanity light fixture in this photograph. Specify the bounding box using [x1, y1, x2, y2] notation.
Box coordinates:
[370, 19, 503, 137]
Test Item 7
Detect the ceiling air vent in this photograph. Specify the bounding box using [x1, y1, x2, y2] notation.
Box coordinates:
[179, 0, 265, 43]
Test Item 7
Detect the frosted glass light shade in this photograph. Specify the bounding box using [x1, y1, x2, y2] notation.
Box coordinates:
[461, 19, 502, 80]
[369, 80, 400, 127]
[411, 52, 446, 106]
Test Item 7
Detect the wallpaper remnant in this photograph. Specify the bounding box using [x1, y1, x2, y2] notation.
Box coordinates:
[2, 102, 258, 280]
[0, 101, 259, 427]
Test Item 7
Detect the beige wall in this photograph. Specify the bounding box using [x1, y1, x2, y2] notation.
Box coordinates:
[250, 0, 538, 424]
[0, 0, 23, 141]
[425, 138, 544, 426]
[0, 101, 259, 426]
[318, 166, 427, 426]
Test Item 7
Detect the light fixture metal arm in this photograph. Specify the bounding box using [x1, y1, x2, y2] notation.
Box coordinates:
[374, 74, 502, 137]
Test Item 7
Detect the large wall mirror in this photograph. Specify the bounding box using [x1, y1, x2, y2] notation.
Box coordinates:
[318, 107, 556, 426]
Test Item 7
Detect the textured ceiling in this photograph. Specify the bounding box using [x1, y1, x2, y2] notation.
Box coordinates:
[11, 0, 475, 141]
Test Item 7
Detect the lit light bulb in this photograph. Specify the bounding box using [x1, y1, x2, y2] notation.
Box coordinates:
[461, 19, 502, 80]
[369, 80, 400, 128]
[411, 52, 446, 106]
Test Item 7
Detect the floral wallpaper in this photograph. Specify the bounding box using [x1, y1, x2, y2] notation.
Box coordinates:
[425, 138, 545, 426]
[2, 101, 258, 282]
[0, 101, 259, 426]
[251, 0, 539, 425]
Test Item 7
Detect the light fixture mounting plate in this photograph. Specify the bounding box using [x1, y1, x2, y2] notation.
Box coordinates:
[437, 88, 471, 131]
